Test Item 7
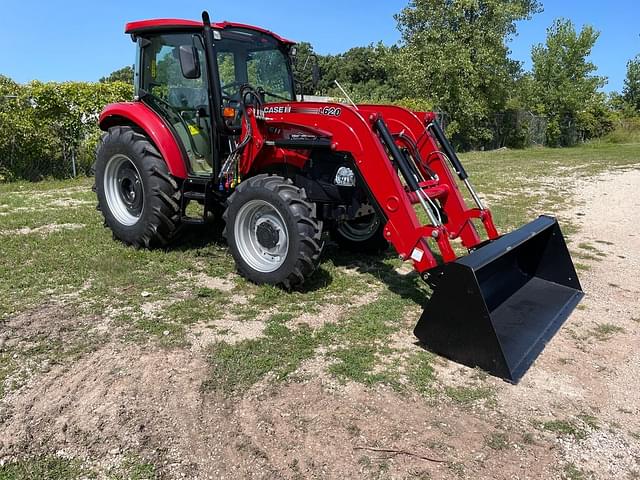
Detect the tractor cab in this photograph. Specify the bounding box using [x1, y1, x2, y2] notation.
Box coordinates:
[127, 19, 297, 176]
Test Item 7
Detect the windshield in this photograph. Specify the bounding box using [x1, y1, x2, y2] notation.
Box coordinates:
[215, 28, 294, 102]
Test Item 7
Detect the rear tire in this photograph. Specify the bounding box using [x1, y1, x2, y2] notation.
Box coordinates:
[331, 213, 388, 253]
[95, 126, 181, 248]
[223, 174, 323, 289]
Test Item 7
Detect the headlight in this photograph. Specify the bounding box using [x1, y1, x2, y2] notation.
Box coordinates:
[334, 166, 356, 187]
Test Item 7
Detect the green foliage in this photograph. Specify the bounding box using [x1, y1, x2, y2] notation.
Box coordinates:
[599, 117, 640, 144]
[0, 6, 626, 182]
[0, 77, 133, 180]
[394, 0, 542, 148]
[576, 93, 617, 140]
[295, 42, 399, 102]
[623, 54, 640, 113]
[406, 351, 437, 396]
[528, 19, 607, 146]
[562, 463, 589, 480]
[486, 432, 509, 450]
[444, 385, 495, 405]
[99, 65, 134, 84]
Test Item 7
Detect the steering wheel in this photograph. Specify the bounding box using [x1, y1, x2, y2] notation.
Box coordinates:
[221, 81, 244, 99]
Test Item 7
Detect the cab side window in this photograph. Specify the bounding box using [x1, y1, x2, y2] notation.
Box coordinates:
[142, 33, 208, 110]
[140, 33, 213, 174]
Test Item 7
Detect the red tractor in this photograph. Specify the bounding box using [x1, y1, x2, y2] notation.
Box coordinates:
[95, 12, 583, 382]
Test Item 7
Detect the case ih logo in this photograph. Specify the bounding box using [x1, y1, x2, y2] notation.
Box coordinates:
[263, 106, 292, 114]
[260, 105, 343, 117]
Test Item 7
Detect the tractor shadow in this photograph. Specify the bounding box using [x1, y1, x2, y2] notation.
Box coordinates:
[169, 224, 430, 306]
[170, 220, 226, 251]
[322, 243, 432, 307]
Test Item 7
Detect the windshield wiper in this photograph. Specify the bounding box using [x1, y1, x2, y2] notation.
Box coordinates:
[258, 88, 292, 102]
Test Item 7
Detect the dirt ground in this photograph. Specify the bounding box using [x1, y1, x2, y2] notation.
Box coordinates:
[1, 169, 639, 479]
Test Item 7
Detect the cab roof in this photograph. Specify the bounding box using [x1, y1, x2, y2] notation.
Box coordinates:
[125, 19, 295, 45]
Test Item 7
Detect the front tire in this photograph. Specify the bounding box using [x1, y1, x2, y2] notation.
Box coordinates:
[223, 174, 323, 289]
[95, 126, 181, 248]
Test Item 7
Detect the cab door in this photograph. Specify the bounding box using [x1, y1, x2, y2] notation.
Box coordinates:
[139, 33, 214, 175]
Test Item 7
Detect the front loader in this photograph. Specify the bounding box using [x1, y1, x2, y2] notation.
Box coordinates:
[95, 12, 583, 383]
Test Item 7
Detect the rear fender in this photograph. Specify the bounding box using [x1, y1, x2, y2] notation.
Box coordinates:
[99, 102, 189, 179]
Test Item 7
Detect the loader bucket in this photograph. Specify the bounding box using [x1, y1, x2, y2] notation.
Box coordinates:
[414, 215, 583, 383]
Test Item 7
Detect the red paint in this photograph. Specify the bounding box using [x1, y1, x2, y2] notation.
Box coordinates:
[102, 16, 499, 274]
[125, 19, 295, 45]
[236, 101, 499, 272]
[99, 102, 189, 178]
[99, 95, 499, 272]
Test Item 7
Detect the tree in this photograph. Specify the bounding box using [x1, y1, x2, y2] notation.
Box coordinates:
[100, 66, 134, 84]
[529, 19, 606, 145]
[320, 44, 402, 102]
[394, 0, 541, 148]
[622, 54, 640, 113]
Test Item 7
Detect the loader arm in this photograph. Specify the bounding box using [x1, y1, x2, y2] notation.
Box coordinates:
[239, 102, 497, 275]
[239, 102, 459, 273]
[238, 101, 583, 383]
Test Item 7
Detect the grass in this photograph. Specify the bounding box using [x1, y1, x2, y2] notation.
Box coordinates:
[521, 432, 535, 444]
[204, 322, 316, 394]
[108, 455, 157, 480]
[537, 416, 599, 440]
[445, 385, 495, 405]
[0, 143, 638, 403]
[406, 351, 437, 396]
[460, 143, 640, 233]
[204, 285, 426, 394]
[0, 455, 157, 480]
[0, 456, 93, 480]
[577, 413, 600, 430]
[597, 119, 640, 145]
[0, 352, 18, 399]
[589, 323, 625, 341]
[486, 432, 509, 450]
[562, 463, 590, 480]
[541, 420, 586, 439]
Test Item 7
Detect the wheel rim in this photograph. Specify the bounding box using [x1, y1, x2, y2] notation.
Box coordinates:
[234, 199, 290, 273]
[337, 214, 380, 242]
[104, 154, 144, 226]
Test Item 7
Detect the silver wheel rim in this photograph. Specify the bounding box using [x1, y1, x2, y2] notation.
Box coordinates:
[337, 214, 379, 242]
[104, 154, 144, 226]
[234, 199, 290, 273]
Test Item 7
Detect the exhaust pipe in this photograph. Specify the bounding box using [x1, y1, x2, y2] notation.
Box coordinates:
[414, 215, 584, 383]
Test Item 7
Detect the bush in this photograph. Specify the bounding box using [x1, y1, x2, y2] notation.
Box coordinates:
[0, 77, 132, 181]
[599, 117, 640, 144]
[576, 94, 617, 141]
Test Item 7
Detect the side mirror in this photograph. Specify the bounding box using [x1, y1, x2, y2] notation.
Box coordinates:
[311, 57, 320, 89]
[179, 45, 200, 79]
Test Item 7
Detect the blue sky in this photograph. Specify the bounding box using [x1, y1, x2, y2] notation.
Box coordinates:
[0, 1, 638, 92]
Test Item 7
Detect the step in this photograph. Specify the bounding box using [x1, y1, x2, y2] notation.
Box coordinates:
[180, 216, 206, 225]
[184, 191, 206, 201]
